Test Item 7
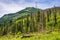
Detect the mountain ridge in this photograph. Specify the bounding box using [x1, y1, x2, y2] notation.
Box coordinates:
[0, 7, 41, 23]
[0, 7, 60, 23]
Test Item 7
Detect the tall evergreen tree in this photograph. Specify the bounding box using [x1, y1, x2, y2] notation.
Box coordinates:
[26, 15, 30, 33]
[30, 12, 34, 32]
[41, 11, 46, 32]
[20, 17, 24, 33]
[37, 10, 40, 22]
[53, 6, 57, 26]
[47, 10, 50, 22]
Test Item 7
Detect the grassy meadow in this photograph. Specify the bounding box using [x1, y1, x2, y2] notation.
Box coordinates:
[0, 32, 60, 40]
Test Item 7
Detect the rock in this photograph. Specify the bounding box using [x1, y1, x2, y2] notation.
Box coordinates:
[21, 34, 32, 38]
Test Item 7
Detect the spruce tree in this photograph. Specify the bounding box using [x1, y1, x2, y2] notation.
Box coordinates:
[53, 6, 57, 26]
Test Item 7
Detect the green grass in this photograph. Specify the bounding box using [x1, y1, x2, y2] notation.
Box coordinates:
[0, 32, 60, 40]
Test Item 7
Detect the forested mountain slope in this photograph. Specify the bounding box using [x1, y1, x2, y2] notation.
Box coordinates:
[0, 7, 40, 23]
[0, 7, 60, 35]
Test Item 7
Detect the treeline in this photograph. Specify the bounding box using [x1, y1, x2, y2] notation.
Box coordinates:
[0, 6, 59, 35]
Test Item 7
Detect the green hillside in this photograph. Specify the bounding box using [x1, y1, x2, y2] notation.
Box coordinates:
[0, 6, 60, 36]
[0, 7, 40, 23]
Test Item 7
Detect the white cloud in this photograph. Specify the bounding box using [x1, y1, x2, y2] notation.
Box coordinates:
[0, 0, 60, 17]
[0, 1, 36, 17]
[0, 2, 26, 17]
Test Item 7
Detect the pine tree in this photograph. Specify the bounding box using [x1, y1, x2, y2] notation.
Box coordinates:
[53, 6, 57, 26]
[37, 10, 40, 22]
[20, 17, 24, 33]
[41, 11, 46, 32]
[49, 9, 51, 17]
[37, 10, 41, 32]
[47, 10, 50, 22]
[30, 12, 34, 32]
[26, 15, 30, 33]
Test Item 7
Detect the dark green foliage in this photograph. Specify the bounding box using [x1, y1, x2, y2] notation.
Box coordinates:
[37, 10, 40, 22]
[26, 15, 30, 33]
[30, 13, 34, 32]
[49, 9, 51, 17]
[47, 10, 50, 22]
[53, 6, 57, 26]
[41, 11, 46, 31]
[20, 17, 24, 33]
[47, 9, 51, 22]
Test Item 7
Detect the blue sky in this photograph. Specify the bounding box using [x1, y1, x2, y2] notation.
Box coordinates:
[0, 0, 60, 17]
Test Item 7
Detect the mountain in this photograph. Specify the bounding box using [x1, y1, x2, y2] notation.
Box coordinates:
[0, 7, 41, 23]
[0, 7, 60, 35]
[1, 7, 60, 23]
[44, 7, 60, 12]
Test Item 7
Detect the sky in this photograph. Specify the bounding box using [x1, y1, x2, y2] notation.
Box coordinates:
[0, 0, 60, 17]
